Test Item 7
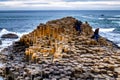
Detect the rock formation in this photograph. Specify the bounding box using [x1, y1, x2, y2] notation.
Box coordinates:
[19, 17, 115, 62]
[0, 40, 2, 45]
[1, 33, 19, 39]
[19, 17, 95, 62]
[1, 17, 120, 80]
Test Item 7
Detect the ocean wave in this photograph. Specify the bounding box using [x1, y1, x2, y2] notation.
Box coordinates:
[92, 28, 120, 47]
[117, 44, 120, 47]
[0, 28, 17, 37]
[107, 18, 120, 20]
[98, 18, 105, 20]
[89, 28, 120, 47]
[81, 15, 95, 19]
[114, 15, 120, 17]
[112, 21, 120, 25]
[0, 39, 17, 52]
[100, 32, 120, 47]
[93, 28, 115, 32]
[0, 28, 29, 37]
[98, 17, 120, 21]
[0, 29, 29, 52]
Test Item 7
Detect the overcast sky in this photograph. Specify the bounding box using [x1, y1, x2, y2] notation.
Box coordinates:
[0, 0, 120, 10]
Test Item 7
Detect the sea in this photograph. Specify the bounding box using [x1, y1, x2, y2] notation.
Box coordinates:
[0, 10, 120, 51]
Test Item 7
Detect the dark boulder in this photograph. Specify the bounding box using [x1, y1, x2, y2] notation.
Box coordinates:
[0, 40, 2, 45]
[1, 33, 18, 39]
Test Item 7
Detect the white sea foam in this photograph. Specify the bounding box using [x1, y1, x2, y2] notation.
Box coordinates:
[0, 29, 29, 52]
[93, 28, 120, 47]
[0, 39, 18, 52]
[100, 32, 120, 47]
[112, 21, 120, 25]
[100, 28, 115, 32]
[93, 28, 115, 32]
[98, 17, 120, 21]
[117, 44, 120, 47]
[107, 18, 120, 20]
[0, 28, 29, 37]
[0, 28, 19, 37]
[98, 18, 105, 20]
[114, 15, 120, 17]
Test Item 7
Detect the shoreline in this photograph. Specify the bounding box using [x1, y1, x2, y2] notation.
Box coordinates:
[106, 39, 120, 49]
[0, 17, 120, 80]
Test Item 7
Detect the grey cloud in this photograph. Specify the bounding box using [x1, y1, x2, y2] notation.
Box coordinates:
[0, 0, 120, 10]
[0, 0, 119, 1]
[0, 0, 16, 1]
[64, 0, 120, 2]
[25, 3, 49, 5]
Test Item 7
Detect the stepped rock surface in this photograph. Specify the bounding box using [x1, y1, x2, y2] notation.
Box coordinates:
[0, 17, 120, 80]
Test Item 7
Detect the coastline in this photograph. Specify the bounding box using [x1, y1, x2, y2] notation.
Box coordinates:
[0, 17, 120, 80]
[106, 39, 120, 49]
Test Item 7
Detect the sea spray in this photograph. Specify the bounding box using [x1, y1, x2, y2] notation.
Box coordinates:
[0, 29, 29, 52]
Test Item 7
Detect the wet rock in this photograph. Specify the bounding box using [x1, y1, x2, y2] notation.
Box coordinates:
[0, 40, 2, 45]
[1, 33, 18, 39]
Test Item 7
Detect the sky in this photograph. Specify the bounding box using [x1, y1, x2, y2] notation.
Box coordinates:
[0, 0, 120, 10]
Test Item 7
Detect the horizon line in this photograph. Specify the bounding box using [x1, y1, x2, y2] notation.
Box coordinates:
[0, 9, 120, 11]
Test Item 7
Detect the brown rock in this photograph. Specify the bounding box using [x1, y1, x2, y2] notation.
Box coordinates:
[115, 68, 120, 75]
[116, 78, 120, 80]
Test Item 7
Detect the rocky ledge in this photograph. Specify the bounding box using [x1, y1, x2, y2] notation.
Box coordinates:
[0, 17, 120, 80]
